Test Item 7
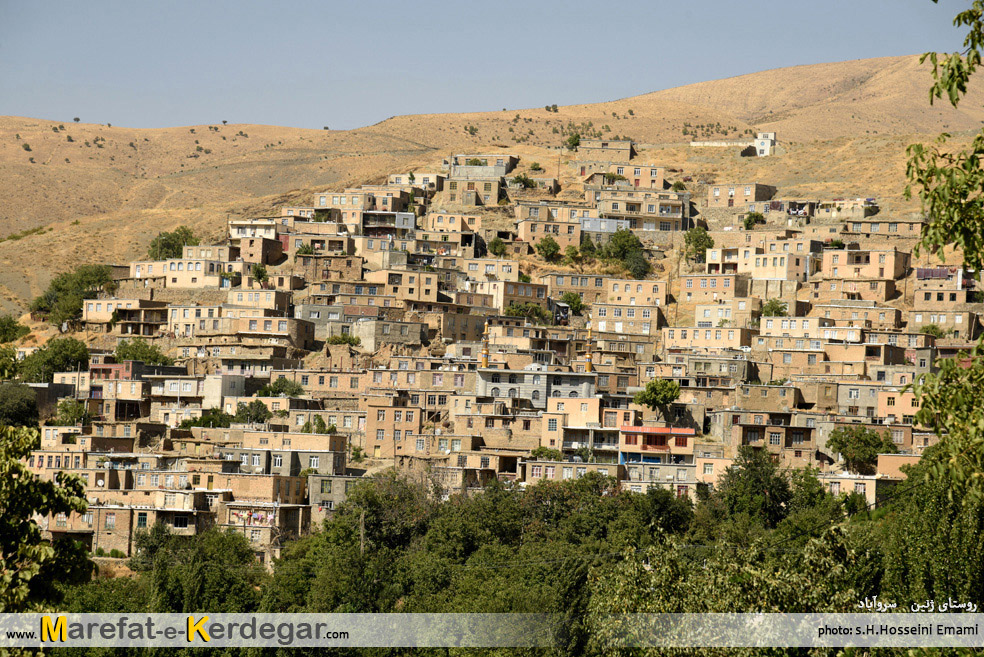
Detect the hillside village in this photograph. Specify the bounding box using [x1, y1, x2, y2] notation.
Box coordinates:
[4, 132, 979, 566]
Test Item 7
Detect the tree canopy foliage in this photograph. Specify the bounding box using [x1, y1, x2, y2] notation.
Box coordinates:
[761, 298, 788, 317]
[827, 426, 898, 475]
[561, 291, 585, 315]
[115, 338, 173, 366]
[17, 337, 89, 383]
[535, 235, 561, 261]
[0, 426, 92, 611]
[684, 226, 714, 262]
[179, 407, 234, 429]
[258, 377, 305, 398]
[235, 400, 272, 425]
[0, 315, 29, 343]
[632, 378, 680, 421]
[505, 302, 552, 324]
[0, 383, 39, 427]
[903, 1, 984, 503]
[147, 226, 198, 260]
[29, 265, 113, 326]
[487, 237, 507, 257]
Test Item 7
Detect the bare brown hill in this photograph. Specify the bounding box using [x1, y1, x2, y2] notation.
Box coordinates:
[644, 55, 984, 141]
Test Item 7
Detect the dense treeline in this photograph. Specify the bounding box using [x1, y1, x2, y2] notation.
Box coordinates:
[53, 446, 983, 656]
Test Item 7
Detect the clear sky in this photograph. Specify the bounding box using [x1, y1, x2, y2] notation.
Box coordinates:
[0, 0, 970, 130]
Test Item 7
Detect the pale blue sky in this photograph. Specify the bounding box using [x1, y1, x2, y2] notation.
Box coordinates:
[0, 0, 970, 130]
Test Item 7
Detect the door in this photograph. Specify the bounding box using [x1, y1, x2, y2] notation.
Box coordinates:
[728, 199, 734, 207]
[580, 166, 586, 176]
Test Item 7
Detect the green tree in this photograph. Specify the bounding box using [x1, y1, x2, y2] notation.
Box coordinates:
[602, 230, 651, 279]
[683, 226, 714, 262]
[561, 292, 585, 315]
[18, 337, 89, 383]
[488, 237, 507, 257]
[505, 302, 551, 324]
[535, 235, 561, 261]
[258, 377, 305, 397]
[670, 180, 687, 191]
[511, 174, 535, 189]
[900, 4, 984, 501]
[743, 211, 764, 230]
[115, 337, 173, 365]
[51, 398, 89, 427]
[148, 529, 268, 613]
[179, 407, 233, 429]
[563, 245, 581, 266]
[624, 250, 650, 279]
[565, 133, 580, 150]
[826, 425, 898, 475]
[530, 446, 563, 461]
[632, 379, 680, 422]
[313, 415, 330, 434]
[128, 521, 173, 572]
[884, 451, 984, 606]
[0, 315, 29, 343]
[147, 226, 198, 260]
[235, 400, 272, 425]
[718, 446, 792, 529]
[0, 425, 92, 611]
[252, 262, 269, 283]
[579, 235, 597, 258]
[0, 346, 17, 381]
[761, 298, 788, 317]
[0, 383, 39, 427]
[29, 264, 112, 325]
[919, 323, 946, 339]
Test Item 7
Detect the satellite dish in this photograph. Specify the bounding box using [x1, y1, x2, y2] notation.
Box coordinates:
[96, 479, 105, 487]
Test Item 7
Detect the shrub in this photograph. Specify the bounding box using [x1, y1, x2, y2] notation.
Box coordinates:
[115, 338, 173, 366]
[257, 377, 305, 397]
[511, 174, 536, 189]
[0, 315, 29, 343]
[328, 334, 361, 346]
[531, 446, 562, 461]
[505, 302, 551, 324]
[743, 212, 764, 230]
[488, 237, 506, 257]
[535, 235, 561, 261]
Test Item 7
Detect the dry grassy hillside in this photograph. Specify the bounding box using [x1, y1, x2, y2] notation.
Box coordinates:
[0, 54, 971, 315]
[645, 55, 984, 140]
